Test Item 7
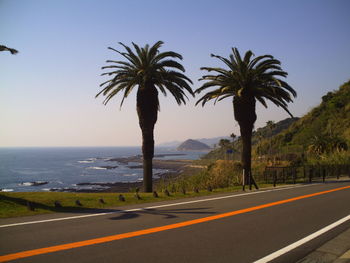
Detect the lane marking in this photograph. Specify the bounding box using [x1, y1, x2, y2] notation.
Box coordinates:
[0, 184, 318, 228]
[0, 184, 349, 262]
[253, 214, 350, 263]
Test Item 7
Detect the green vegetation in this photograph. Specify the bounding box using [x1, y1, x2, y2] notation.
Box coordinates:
[157, 160, 243, 191]
[195, 48, 296, 188]
[96, 41, 193, 192]
[254, 80, 350, 165]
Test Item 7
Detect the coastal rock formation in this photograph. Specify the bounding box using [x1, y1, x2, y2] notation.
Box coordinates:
[177, 139, 211, 151]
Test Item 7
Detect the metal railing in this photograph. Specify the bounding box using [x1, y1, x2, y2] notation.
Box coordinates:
[263, 164, 350, 186]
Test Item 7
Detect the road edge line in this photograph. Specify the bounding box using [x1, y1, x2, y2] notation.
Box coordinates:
[253, 214, 350, 263]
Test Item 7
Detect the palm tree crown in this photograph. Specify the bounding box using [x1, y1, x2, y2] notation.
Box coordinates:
[96, 41, 193, 192]
[195, 48, 297, 189]
[196, 48, 296, 115]
[96, 41, 193, 107]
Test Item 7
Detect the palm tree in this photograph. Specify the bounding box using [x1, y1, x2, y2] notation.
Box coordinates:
[230, 133, 236, 142]
[195, 48, 296, 189]
[0, 45, 18, 54]
[96, 41, 193, 192]
[308, 135, 329, 155]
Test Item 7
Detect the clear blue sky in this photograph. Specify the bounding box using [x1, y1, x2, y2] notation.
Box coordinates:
[1, 0, 350, 147]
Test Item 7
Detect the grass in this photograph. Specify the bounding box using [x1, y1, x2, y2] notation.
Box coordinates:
[0, 184, 277, 219]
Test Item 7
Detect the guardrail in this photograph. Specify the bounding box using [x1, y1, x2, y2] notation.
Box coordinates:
[263, 165, 350, 186]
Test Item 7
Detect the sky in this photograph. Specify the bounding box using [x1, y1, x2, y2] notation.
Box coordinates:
[1, 0, 350, 147]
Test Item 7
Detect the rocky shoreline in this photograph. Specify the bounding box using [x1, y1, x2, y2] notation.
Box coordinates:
[53, 154, 195, 193]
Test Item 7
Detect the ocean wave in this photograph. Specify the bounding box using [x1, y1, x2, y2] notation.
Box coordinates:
[86, 167, 107, 170]
[19, 181, 48, 186]
[78, 158, 97, 164]
[1, 189, 14, 192]
[20, 182, 34, 186]
[78, 160, 94, 163]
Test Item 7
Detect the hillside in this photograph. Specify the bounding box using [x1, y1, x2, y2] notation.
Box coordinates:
[264, 80, 350, 153]
[177, 139, 211, 151]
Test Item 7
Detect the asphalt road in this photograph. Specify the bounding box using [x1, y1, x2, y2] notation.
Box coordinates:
[1, 182, 350, 263]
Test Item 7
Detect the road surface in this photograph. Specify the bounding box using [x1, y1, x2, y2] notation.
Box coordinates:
[1, 182, 350, 262]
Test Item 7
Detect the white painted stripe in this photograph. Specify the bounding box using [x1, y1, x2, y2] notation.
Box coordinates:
[253, 214, 350, 263]
[0, 184, 317, 228]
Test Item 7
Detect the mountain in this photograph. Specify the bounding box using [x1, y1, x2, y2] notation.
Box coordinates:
[177, 139, 211, 151]
[157, 136, 230, 148]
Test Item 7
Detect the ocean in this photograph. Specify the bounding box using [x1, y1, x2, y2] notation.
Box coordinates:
[0, 147, 205, 192]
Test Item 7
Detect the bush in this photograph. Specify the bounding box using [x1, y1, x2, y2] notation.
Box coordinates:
[156, 160, 243, 192]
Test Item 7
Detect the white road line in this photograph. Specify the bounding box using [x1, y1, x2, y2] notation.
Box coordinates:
[253, 214, 350, 263]
[0, 184, 318, 228]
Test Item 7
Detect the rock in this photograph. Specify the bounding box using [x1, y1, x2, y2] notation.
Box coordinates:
[26, 201, 34, 211]
[99, 166, 118, 170]
[118, 194, 125, 202]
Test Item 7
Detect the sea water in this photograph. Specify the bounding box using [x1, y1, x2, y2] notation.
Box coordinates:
[0, 147, 205, 192]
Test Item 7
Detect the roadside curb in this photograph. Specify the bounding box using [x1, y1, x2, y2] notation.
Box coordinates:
[297, 226, 350, 263]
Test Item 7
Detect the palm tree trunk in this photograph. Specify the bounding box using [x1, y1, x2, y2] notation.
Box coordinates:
[240, 125, 259, 190]
[234, 95, 258, 190]
[141, 127, 154, 192]
[137, 86, 159, 192]
[240, 124, 253, 186]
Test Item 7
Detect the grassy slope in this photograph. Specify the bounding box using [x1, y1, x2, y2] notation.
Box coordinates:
[269, 80, 350, 151]
[0, 189, 233, 218]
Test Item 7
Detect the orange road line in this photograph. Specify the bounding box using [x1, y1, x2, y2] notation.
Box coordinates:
[1, 185, 349, 262]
